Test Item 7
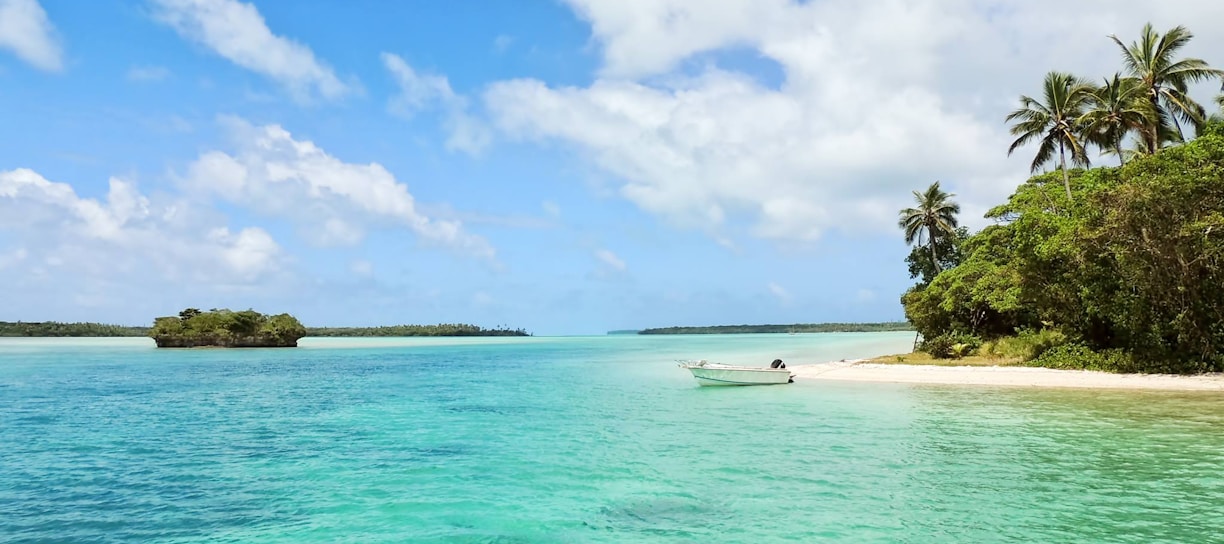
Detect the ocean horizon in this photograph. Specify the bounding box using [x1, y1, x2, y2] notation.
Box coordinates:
[3, 332, 1223, 542]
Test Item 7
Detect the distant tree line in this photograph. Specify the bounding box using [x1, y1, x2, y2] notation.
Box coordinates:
[0, 321, 149, 337]
[306, 324, 530, 337]
[638, 322, 913, 335]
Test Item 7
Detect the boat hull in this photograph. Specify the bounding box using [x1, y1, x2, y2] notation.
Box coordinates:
[683, 366, 793, 386]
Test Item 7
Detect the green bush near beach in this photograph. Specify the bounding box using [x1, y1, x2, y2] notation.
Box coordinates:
[905, 124, 1224, 372]
[899, 23, 1224, 373]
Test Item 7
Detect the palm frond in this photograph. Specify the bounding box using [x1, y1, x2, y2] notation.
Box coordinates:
[1114, 23, 1223, 150]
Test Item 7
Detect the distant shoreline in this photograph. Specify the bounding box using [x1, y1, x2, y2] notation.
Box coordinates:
[0, 321, 530, 338]
[636, 322, 912, 335]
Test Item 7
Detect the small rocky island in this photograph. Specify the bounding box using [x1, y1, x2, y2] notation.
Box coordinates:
[150, 308, 307, 348]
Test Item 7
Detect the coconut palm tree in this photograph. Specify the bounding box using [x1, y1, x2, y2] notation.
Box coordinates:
[1079, 74, 1153, 166]
[898, 181, 960, 274]
[1006, 71, 1093, 200]
[1111, 23, 1224, 153]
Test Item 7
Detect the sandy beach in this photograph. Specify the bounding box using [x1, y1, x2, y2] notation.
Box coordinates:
[792, 360, 1224, 391]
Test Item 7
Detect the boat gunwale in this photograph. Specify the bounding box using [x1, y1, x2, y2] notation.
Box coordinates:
[679, 364, 792, 374]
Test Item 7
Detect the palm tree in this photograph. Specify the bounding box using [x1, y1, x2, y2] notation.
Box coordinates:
[1006, 71, 1093, 200]
[1079, 74, 1153, 166]
[1111, 23, 1224, 153]
[898, 181, 960, 274]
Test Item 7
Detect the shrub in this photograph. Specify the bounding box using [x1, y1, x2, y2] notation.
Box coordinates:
[977, 340, 999, 359]
[1029, 344, 1137, 372]
[920, 332, 982, 359]
[996, 328, 1068, 361]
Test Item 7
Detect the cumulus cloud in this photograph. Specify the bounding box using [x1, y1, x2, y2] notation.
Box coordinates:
[382, 52, 492, 154]
[0, 0, 63, 71]
[151, 0, 350, 101]
[0, 167, 283, 284]
[179, 116, 495, 259]
[484, 0, 1224, 243]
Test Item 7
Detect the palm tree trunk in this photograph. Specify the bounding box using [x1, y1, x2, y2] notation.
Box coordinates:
[1059, 140, 1072, 200]
[929, 232, 940, 273]
[1117, 142, 1125, 166]
[1148, 94, 1162, 153]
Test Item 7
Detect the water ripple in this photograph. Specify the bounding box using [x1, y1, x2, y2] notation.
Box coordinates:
[2, 336, 1224, 542]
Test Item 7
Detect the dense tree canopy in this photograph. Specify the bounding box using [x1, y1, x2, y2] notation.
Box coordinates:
[905, 22, 1224, 373]
[904, 122, 1224, 372]
[151, 308, 307, 348]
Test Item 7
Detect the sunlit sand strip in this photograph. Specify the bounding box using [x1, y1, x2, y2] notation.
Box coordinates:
[791, 361, 1224, 391]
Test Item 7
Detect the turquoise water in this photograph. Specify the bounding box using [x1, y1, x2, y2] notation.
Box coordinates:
[3, 332, 1224, 543]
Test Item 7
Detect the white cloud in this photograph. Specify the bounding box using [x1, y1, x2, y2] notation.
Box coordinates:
[127, 65, 171, 81]
[382, 52, 492, 155]
[350, 259, 373, 277]
[542, 200, 561, 218]
[0, 167, 283, 284]
[767, 282, 791, 304]
[0, 0, 63, 71]
[485, 0, 1224, 243]
[179, 116, 495, 260]
[151, 0, 350, 101]
[493, 34, 514, 53]
[594, 248, 626, 271]
[0, 247, 26, 269]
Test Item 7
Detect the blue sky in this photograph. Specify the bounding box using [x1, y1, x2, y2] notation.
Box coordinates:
[1, 0, 1222, 335]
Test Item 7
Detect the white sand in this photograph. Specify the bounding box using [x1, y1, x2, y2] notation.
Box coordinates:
[791, 360, 1224, 391]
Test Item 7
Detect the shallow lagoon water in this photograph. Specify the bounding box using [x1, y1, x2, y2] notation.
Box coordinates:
[2, 332, 1224, 543]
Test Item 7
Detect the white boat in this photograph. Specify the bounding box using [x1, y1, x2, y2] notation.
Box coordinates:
[677, 360, 794, 386]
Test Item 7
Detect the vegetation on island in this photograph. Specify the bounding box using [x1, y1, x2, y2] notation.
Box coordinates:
[0, 321, 149, 337]
[150, 308, 307, 348]
[306, 324, 529, 337]
[639, 322, 913, 335]
[901, 23, 1224, 374]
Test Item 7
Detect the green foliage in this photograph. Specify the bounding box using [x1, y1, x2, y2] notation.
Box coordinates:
[920, 332, 982, 360]
[906, 118, 1224, 373]
[1006, 71, 1095, 199]
[1078, 73, 1154, 165]
[908, 23, 1224, 374]
[905, 226, 969, 285]
[637, 322, 913, 335]
[0, 321, 148, 337]
[151, 308, 306, 347]
[898, 181, 961, 278]
[1110, 23, 1223, 152]
[995, 329, 1070, 361]
[1028, 344, 1138, 373]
